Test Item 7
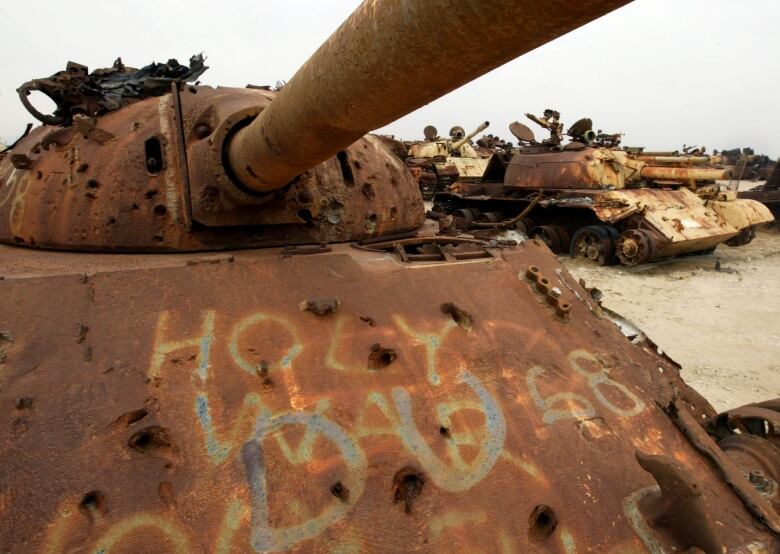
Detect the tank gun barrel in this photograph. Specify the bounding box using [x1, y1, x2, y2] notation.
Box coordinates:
[635, 155, 710, 165]
[639, 166, 729, 181]
[451, 121, 490, 151]
[227, 0, 631, 193]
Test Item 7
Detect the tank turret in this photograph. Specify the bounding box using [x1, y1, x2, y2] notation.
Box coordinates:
[451, 120, 490, 151]
[2, 1, 631, 252]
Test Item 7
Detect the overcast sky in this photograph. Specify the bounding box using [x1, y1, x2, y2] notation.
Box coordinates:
[1, 0, 778, 154]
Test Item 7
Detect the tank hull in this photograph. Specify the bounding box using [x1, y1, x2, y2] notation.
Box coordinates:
[1, 239, 778, 552]
[434, 186, 774, 264]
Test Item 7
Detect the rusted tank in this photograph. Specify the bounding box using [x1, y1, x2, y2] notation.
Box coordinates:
[434, 112, 774, 265]
[720, 148, 777, 181]
[2, 2, 780, 553]
[406, 121, 496, 200]
[739, 163, 780, 227]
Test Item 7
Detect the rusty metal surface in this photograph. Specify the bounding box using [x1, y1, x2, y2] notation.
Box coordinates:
[1, 239, 777, 552]
[16, 56, 206, 126]
[634, 155, 710, 165]
[710, 197, 775, 230]
[0, 87, 423, 251]
[504, 147, 639, 190]
[228, 0, 631, 192]
[592, 188, 739, 257]
[639, 165, 729, 182]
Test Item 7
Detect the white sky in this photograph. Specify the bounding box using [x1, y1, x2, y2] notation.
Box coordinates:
[1, 0, 778, 154]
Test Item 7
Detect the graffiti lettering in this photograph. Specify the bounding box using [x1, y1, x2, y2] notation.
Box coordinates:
[241, 402, 367, 552]
[527, 349, 645, 424]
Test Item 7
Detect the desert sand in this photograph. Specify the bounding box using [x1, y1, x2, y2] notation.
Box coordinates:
[562, 227, 780, 412]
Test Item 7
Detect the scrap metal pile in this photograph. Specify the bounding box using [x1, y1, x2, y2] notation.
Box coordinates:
[0, 1, 778, 553]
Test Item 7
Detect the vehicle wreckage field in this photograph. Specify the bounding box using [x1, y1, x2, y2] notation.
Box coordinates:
[564, 228, 780, 412]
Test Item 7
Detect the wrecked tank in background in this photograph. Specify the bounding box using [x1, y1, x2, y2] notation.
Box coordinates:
[434, 111, 774, 265]
[739, 163, 780, 227]
[405, 121, 501, 200]
[2, 1, 780, 552]
[720, 147, 777, 182]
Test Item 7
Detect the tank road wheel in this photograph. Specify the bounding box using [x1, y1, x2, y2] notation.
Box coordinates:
[570, 226, 615, 266]
[452, 208, 481, 225]
[476, 211, 504, 223]
[725, 226, 756, 247]
[530, 225, 565, 254]
[616, 229, 654, 266]
[549, 225, 571, 252]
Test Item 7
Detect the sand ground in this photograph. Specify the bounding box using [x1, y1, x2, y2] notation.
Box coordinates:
[562, 227, 780, 412]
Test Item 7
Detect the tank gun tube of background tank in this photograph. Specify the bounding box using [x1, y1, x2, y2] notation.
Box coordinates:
[635, 155, 711, 165]
[639, 165, 730, 181]
[226, 0, 632, 193]
[451, 120, 490, 151]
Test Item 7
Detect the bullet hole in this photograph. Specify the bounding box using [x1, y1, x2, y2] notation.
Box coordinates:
[158, 481, 177, 509]
[131, 203, 140, 210]
[36, 170, 43, 180]
[193, 123, 212, 140]
[75, 323, 89, 344]
[353, 160, 362, 170]
[15, 397, 34, 410]
[153, 235, 164, 243]
[256, 360, 272, 388]
[111, 407, 148, 430]
[299, 298, 339, 316]
[153, 205, 168, 218]
[337, 151, 354, 186]
[297, 208, 314, 225]
[79, 491, 106, 520]
[362, 182, 375, 199]
[145, 137, 164, 174]
[86, 179, 100, 189]
[393, 467, 424, 514]
[296, 189, 312, 205]
[330, 481, 350, 502]
[360, 316, 376, 327]
[107, 216, 116, 225]
[77, 163, 89, 173]
[368, 344, 397, 370]
[128, 426, 174, 459]
[439, 426, 451, 439]
[389, 206, 397, 222]
[145, 189, 159, 199]
[85, 191, 97, 200]
[440, 303, 473, 330]
[13, 236, 25, 244]
[528, 505, 557, 542]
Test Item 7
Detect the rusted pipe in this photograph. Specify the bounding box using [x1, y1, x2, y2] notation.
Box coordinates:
[640, 166, 729, 181]
[451, 121, 490, 151]
[227, 0, 632, 193]
[635, 156, 710, 165]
